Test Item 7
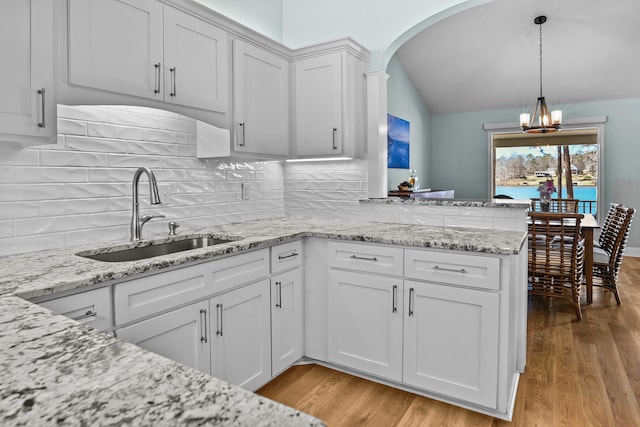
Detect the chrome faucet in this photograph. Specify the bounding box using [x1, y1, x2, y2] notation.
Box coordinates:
[130, 167, 164, 241]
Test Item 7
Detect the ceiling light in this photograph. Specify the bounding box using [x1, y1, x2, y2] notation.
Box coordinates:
[519, 16, 562, 133]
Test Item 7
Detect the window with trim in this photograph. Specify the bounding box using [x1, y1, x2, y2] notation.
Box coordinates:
[491, 129, 599, 214]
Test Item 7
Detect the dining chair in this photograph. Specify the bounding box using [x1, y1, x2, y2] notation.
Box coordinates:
[595, 202, 621, 252]
[528, 212, 585, 320]
[592, 205, 635, 304]
[530, 198, 580, 213]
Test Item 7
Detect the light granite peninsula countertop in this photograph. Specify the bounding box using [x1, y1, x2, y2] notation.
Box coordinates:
[0, 217, 527, 426]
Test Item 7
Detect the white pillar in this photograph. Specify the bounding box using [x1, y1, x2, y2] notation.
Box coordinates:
[365, 70, 389, 199]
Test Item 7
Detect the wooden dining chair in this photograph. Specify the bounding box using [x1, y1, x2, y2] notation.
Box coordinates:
[528, 212, 585, 320]
[596, 202, 621, 252]
[592, 205, 635, 304]
[530, 198, 580, 213]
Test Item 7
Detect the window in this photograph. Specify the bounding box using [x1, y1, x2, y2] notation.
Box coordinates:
[489, 127, 602, 215]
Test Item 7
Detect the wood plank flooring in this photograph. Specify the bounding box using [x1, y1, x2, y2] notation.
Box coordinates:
[257, 257, 640, 426]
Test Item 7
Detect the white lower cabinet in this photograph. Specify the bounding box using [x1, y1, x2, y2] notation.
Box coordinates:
[117, 300, 211, 374]
[403, 280, 499, 408]
[40, 286, 112, 332]
[271, 268, 303, 376]
[210, 279, 271, 391]
[328, 270, 403, 382]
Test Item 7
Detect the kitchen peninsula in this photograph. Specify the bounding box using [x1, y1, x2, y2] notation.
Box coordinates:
[0, 215, 527, 424]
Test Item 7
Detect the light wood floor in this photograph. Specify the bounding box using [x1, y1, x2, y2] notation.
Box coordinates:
[257, 257, 640, 426]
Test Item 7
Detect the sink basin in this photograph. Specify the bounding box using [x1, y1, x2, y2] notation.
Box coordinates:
[79, 237, 233, 262]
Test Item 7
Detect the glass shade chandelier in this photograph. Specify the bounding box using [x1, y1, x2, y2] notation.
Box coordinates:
[519, 16, 562, 133]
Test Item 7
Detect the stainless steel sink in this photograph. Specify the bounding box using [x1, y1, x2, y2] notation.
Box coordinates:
[78, 237, 233, 262]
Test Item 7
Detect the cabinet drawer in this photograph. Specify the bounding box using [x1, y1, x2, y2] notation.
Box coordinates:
[114, 249, 270, 325]
[328, 241, 403, 276]
[404, 249, 500, 290]
[271, 240, 302, 273]
[40, 287, 112, 331]
[114, 262, 210, 325]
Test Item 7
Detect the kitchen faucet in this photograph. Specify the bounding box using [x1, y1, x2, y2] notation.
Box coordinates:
[130, 167, 164, 241]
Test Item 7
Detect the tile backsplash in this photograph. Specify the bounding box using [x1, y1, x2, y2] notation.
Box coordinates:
[0, 105, 525, 256]
[0, 105, 284, 256]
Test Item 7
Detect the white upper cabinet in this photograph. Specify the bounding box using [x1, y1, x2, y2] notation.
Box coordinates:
[68, 0, 164, 101]
[68, 0, 228, 113]
[0, 0, 55, 143]
[293, 40, 368, 159]
[233, 40, 290, 156]
[163, 7, 228, 112]
[294, 54, 342, 157]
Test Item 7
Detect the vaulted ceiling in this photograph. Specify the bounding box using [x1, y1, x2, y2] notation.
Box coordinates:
[394, 0, 640, 115]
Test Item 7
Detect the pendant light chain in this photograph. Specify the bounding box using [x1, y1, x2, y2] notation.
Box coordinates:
[539, 21, 543, 99]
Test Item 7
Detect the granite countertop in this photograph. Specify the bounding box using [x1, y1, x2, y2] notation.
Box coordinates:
[0, 216, 527, 426]
[361, 198, 533, 208]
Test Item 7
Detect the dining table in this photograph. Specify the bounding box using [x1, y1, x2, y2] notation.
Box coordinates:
[580, 213, 600, 304]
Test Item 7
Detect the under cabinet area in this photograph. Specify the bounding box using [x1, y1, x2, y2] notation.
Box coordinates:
[68, 0, 228, 113]
[0, 0, 55, 143]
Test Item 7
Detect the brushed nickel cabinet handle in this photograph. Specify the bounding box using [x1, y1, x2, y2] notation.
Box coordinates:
[37, 88, 45, 128]
[238, 122, 246, 147]
[332, 127, 337, 149]
[408, 288, 415, 317]
[392, 285, 398, 313]
[433, 265, 467, 274]
[154, 63, 161, 94]
[216, 303, 223, 336]
[278, 252, 298, 260]
[72, 310, 96, 321]
[169, 67, 176, 97]
[200, 308, 207, 343]
[275, 281, 282, 308]
[350, 254, 378, 261]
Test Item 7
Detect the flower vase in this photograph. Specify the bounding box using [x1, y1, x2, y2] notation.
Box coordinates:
[540, 193, 551, 212]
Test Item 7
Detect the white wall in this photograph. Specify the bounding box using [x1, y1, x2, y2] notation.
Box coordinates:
[0, 105, 284, 256]
[193, 0, 284, 42]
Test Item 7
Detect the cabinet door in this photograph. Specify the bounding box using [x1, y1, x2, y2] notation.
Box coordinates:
[294, 54, 342, 156]
[0, 0, 54, 142]
[164, 8, 228, 112]
[68, 0, 163, 100]
[403, 280, 499, 408]
[328, 270, 403, 382]
[271, 269, 303, 375]
[117, 300, 211, 375]
[211, 279, 271, 391]
[233, 40, 289, 155]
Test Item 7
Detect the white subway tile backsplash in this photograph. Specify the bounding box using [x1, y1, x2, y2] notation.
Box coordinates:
[14, 215, 90, 237]
[107, 154, 161, 168]
[14, 167, 88, 184]
[159, 117, 197, 133]
[0, 202, 40, 220]
[40, 150, 109, 167]
[88, 122, 145, 140]
[126, 141, 176, 157]
[57, 105, 109, 122]
[144, 128, 190, 144]
[0, 233, 67, 257]
[65, 183, 129, 199]
[57, 119, 87, 136]
[226, 170, 256, 181]
[40, 199, 109, 216]
[0, 147, 38, 166]
[0, 166, 12, 183]
[176, 145, 197, 157]
[0, 221, 14, 238]
[0, 184, 66, 202]
[65, 135, 125, 153]
[108, 109, 161, 128]
[66, 226, 129, 247]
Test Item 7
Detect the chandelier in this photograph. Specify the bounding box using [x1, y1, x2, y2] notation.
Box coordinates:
[519, 16, 561, 133]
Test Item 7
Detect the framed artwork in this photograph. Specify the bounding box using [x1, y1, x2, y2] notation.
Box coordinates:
[387, 114, 410, 169]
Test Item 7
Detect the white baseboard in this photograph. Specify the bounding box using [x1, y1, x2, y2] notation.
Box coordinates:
[624, 246, 640, 258]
